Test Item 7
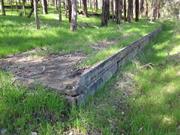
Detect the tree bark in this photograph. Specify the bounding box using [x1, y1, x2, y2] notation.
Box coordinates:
[71, 0, 77, 31]
[42, 0, 48, 14]
[34, 0, 40, 29]
[57, 0, 62, 21]
[157, 0, 160, 18]
[140, 0, 144, 13]
[22, 0, 26, 16]
[111, 0, 115, 19]
[101, 0, 109, 26]
[115, 0, 122, 24]
[145, 0, 148, 17]
[28, 0, 34, 18]
[124, 0, 127, 21]
[135, 0, 139, 21]
[67, 0, 71, 22]
[82, 0, 88, 17]
[151, 0, 158, 21]
[94, 0, 98, 11]
[0, 0, 6, 15]
[127, 0, 133, 22]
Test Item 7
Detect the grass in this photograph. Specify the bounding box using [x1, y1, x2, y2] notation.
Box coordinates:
[0, 72, 69, 134]
[63, 20, 179, 135]
[0, 10, 179, 135]
[124, 20, 180, 135]
[0, 9, 160, 66]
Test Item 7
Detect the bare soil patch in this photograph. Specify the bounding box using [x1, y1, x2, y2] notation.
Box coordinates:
[0, 50, 87, 97]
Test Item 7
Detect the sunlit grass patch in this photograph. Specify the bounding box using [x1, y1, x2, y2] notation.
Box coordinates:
[0, 71, 68, 134]
[0, 12, 160, 66]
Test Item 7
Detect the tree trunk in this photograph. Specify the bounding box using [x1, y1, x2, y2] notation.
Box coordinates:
[101, 0, 109, 26]
[135, 0, 139, 21]
[22, 0, 26, 16]
[34, 0, 40, 29]
[57, 0, 62, 21]
[145, 0, 148, 17]
[42, 0, 48, 14]
[151, 0, 157, 21]
[28, 0, 34, 18]
[71, 0, 77, 31]
[89, 0, 93, 11]
[140, 0, 144, 13]
[64, 0, 68, 18]
[157, 0, 160, 18]
[94, 0, 98, 11]
[82, 0, 88, 17]
[54, 0, 58, 9]
[127, 0, 133, 22]
[115, 0, 122, 24]
[0, 0, 6, 15]
[95, 0, 98, 11]
[111, 0, 115, 19]
[67, 0, 71, 22]
[124, 0, 127, 21]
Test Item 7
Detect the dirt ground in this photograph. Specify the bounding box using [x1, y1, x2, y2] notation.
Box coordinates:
[0, 36, 125, 101]
[0, 50, 87, 96]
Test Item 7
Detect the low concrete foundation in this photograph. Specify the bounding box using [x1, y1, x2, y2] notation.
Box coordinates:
[73, 27, 162, 104]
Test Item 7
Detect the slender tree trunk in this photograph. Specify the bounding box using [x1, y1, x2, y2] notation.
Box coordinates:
[151, 0, 157, 21]
[71, 0, 77, 31]
[101, 0, 109, 26]
[22, 0, 26, 16]
[67, 0, 71, 22]
[94, 0, 98, 11]
[57, 0, 62, 21]
[111, 0, 114, 19]
[157, 0, 160, 18]
[120, 0, 123, 18]
[115, 0, 122, 24]
[0, 0, 6, 15]
[16, 0, 18, 12]
[89, 0, 92, 11]
[145, 0, 148, 17]
[82, 0, 88, 17]
[140, 0, 144, 13]
[42, 0, 48, 14]
[127, 0, 133, 22]
[34, 0, 40, 29]
[54, 0, 58, 9]
[124, 0, 127, 21]
[135, 0, 139, 21]
[64, 0, 68, 18]
[28, 0, 34, 18]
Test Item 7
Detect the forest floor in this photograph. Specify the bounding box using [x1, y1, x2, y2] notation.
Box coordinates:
[0, 10, 179, 135]
[0, 10, 160, 67]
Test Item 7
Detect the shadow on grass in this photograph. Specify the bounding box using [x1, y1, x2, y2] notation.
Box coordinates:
[123, 20, 180, 135]
[0, 15, 160, 58]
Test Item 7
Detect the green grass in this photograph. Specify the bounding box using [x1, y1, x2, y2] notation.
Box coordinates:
[0, 10, 160, 66]
[124, 20, 180, 135]
[71, 20, 180, 135]
[0, 10, 179, 134]
[0, 71, 69, 134]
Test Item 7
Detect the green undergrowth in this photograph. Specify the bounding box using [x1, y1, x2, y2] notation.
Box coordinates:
[0, 17, 179, 134]
[65, 20, 180, 135]
[124, 20, 180, 135]
[0, 10, 160, 66]
[0, 72, 70, 134]
[66, 20, 180, 135]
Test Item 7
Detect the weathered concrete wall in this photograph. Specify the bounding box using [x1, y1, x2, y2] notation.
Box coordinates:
[72, 27, 162, 104]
